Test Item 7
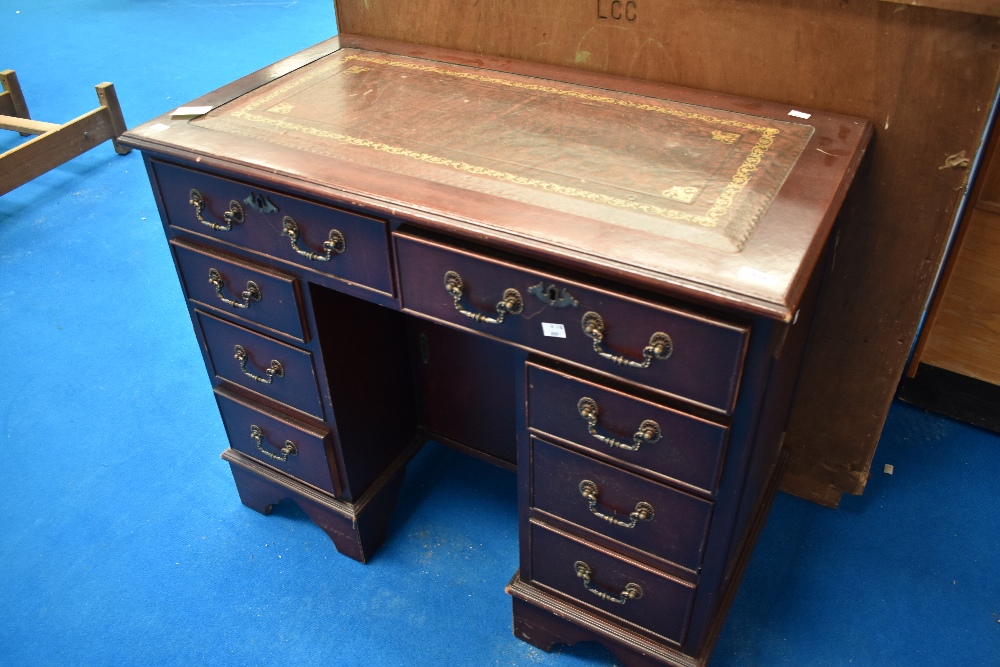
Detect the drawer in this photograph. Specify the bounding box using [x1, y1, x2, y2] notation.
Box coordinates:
[172, 238, 307, 341]
[527, 363, 728, 495]
[530, 437, 713, 572]
[152, 160, 394, 295]
[196, 310, 324, 420]
[528, 521, 696, 645]
[215, 387, 340, 496]
[395, 232, 748, 413]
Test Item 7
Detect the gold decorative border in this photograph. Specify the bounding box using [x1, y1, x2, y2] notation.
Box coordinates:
[229, 52, 783, 229]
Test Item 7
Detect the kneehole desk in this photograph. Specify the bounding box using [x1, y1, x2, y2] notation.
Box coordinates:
[122, 34, 871, 667]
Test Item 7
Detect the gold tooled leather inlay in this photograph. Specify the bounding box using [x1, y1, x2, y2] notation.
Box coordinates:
[196, 49, 814, 252]
[227, 54, 781, 229]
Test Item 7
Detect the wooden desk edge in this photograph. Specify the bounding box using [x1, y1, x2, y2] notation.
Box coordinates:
[121, 34, 874, 322]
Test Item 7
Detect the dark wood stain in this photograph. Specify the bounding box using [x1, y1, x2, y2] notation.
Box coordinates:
[119, 25, 876, 665]
[332, 0, 1000, 505]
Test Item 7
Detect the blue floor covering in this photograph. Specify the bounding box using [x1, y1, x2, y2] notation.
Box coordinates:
[2, 2, 998, 665]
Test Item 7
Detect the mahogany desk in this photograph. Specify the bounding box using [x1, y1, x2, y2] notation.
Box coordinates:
[121, 35, 871, 667]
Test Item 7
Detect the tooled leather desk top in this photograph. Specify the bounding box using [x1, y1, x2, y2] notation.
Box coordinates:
[124, 36, 872, 319]
[194, 48, 814, 254]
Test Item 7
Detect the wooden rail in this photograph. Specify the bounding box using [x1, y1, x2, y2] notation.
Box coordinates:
[0, 69, 130, 196]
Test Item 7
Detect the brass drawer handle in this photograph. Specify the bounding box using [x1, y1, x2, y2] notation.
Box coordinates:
[208, 268, 261, 309]
[574, 561, 643, 605]
[234, 345, 284, 384]
[281, 216, 346, 262]
[578, 480, 654, 528]
[443, 270, 523, 324]
[581, 311, 672, 369]
[189, 188, 244, 231]
[577, 397, 661, 452]
[250, 425, 298, 462]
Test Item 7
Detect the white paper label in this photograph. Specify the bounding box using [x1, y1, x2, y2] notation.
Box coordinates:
[788, 109, 812, 119]
[171, 105, 214, 119]
[149, 123, 171, 132]
[542, 322, 567, 338]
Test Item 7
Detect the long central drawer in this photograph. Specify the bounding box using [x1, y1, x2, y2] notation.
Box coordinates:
[394, 231, 749, 413]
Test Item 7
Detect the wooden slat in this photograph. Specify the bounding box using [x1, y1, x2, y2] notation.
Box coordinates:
[0, 114, 59, 135]
[0, 107, 114, 196]
[0, 70, 30, 118]
[95, 82, 130, 155]
[0, 90, 15, 117]
[1, 69, 32, 137]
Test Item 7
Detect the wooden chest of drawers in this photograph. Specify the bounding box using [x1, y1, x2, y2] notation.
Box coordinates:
[121, 34, 871, 666]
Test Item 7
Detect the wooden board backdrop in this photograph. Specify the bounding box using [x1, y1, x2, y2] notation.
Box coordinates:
[335, 0, 1000, 506]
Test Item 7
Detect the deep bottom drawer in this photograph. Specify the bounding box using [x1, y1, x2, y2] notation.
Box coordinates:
[214, 387, 340, 496]
[528, 521, 696, 646]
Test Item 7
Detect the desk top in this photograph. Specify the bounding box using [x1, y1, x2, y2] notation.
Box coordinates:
[123, 35, 872, 320]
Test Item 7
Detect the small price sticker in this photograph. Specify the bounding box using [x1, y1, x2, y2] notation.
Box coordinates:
[542, 322, 567, 338]
[171, 105, 214, 119]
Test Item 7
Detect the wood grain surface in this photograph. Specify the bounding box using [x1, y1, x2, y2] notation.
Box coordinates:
[912, 115, 1000, 386]
[918, 207, 1000, 384]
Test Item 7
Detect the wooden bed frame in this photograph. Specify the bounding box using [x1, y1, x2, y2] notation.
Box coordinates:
[0, 69, 129, 196]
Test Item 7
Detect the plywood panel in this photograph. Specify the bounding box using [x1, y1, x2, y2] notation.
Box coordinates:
[978, 136, 1000, 212]
[336, 0, 1000, 505]
[918, 208, 1000, 384]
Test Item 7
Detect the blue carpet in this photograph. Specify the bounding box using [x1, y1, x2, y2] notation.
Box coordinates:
[2, 2, 998, 665]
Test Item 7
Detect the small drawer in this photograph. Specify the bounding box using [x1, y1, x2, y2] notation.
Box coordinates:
[152, 160, 393, 295]
[527, 363, 728, 495]
[172, 238, 307, 341]
[196, 310, 324, 419]
[395, 232, 748, 412]
[215, 387, 340, 497]
[529, 437, 713, 573]
[528, 521, 696, 645]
